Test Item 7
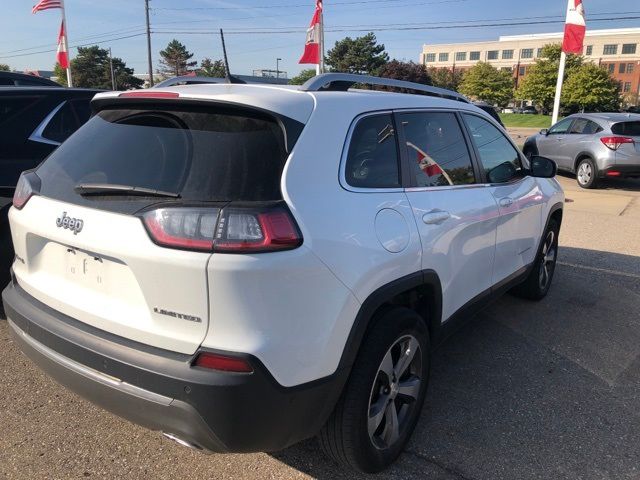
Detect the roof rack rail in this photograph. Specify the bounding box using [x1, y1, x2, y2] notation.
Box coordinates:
[300, 73, 469, 103]
[153, 76, 228, 88]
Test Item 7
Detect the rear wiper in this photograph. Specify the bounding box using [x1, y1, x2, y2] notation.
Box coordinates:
[74, 183, 181, 198]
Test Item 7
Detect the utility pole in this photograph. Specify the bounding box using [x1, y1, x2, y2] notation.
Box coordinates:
[145, 0, 154, 87]
[108, 48, 116, 90]
[276, 58, 281, 79]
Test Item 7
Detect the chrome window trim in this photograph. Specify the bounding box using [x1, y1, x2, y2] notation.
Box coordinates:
[28, 100, 66, 146]
[339, 110, 405, 194]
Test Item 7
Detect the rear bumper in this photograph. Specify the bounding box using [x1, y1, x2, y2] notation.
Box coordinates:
[2, 279, 347, 453]
[601, 164, 640, 178]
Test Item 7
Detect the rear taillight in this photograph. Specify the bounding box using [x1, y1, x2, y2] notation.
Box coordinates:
[193, 352, 253, 373]
[214, 207, 302, 253]
[141, 205, 302, 253]
[600, 136, 634, 150]
[12, 173, 36, 210]
[142, 207, 220, 251]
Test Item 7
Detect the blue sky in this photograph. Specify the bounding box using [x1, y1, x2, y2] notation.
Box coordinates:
[1, 0, 639, 77]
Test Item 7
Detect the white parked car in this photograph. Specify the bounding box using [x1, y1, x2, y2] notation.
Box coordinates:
[3, 74, 564, 473]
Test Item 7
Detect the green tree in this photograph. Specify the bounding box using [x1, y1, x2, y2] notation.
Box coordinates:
[515, 43, 582, 114]
[378, 60, 432, 89]
[325, 33, 389, 75]
[427, 66, 464, 91]
[562, 63, 621, 112]
[53, 46, 143, 89]
[199, 58, 226, 77]
[0, 64, 10, 72]
[458, 62, 514, 106]
[289, 68, 316, 85]
[159, 39, 197, 77]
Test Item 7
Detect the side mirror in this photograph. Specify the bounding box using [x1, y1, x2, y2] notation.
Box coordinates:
[529, 155, 557, 178]
[488, 162, 518, 183]
[540, 128, 549, 136]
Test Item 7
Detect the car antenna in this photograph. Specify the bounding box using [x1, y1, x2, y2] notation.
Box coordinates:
[220, 29, 246, 84]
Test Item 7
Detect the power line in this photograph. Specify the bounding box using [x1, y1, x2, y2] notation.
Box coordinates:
[151, 0, 467, 11]
[151, 15, 640, 35]
[0, 33, 147, 60]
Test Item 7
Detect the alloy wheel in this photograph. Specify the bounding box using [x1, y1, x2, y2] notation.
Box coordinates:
[538, 230, 557, 290]
[367, 335, 422, 450]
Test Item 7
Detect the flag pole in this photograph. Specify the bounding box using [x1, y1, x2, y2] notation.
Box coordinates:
[60, 0, 73, 87]
[551, 51, 566, 125]
[317, 2, 324, 75]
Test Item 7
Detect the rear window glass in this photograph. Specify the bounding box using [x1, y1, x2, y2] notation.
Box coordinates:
[37, 106, 290, 202]
[611, 121, 640, 136]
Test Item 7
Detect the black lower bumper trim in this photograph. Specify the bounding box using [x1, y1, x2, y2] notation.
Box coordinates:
[2, 281, 348, 453]
[601, 165, 640, 178]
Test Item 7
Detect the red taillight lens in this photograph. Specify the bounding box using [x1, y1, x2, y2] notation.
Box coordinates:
[142, 208, 220, 251]
[193, 352, 253, 373]
[119, 91, 180, 99]
[213, 208, 302, 253]
[12, 173, 35, 210]
[600, 136, 634, 150]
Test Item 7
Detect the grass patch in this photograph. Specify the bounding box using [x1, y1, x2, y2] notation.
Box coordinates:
[499, 113, 560, 129]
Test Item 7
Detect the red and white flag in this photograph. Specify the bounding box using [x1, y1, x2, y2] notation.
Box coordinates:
[562, 0, 586, 54]
[56, 20, 69, 69]
[299, 0, 322, 64]
[32, 0, 62, 14]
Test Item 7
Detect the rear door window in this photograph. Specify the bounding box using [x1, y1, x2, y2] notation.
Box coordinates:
[570, 119, 602, 134]
[344, 114, 400, 188]
[612, 122, 640, 136]
[37, 106, 292, 210]
[0, 96, 41, 125]
[463, 113, 523, 184]
[399, 111, 475, 187]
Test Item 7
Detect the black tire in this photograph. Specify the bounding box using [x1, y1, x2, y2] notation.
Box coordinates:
[318, 307, 430, 473]
[512, 218, 559, 300]
[576, 157, 599, 189]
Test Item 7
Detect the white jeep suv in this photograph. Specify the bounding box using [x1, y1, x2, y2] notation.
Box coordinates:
[3, 74, 564, 473]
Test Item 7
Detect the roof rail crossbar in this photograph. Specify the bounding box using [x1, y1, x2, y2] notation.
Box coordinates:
[300, 73, 469, 103]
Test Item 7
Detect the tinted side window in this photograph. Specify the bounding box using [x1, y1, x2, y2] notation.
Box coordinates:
[548, 117, 573, 134]
[463, 113, 523, 184]
[400, 111, 475, 187]
[345, 114, 400, 188]
[570, 119, 602, 134]
[71, 98, 92, 124]
[0, 96, 41, 125]
[42, 101, 80, 143]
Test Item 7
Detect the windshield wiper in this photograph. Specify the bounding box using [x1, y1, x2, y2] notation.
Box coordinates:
[74, 183, 181, 198]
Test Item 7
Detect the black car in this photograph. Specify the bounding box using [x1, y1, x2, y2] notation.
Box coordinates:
[472, 101, 505, 128]
[1, 87, 101, 292]
[0, 71, 62, 87]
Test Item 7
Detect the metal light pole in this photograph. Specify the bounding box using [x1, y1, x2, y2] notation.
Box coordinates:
[145, 0, 154, 87]
[108, 48, 116, 90]
[276, 58, 282, 79]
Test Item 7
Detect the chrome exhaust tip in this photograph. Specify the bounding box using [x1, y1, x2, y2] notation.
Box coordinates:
[162, 432, 203, 450]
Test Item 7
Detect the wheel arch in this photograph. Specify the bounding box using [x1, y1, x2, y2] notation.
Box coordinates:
[337, 270, 443, 372]
[573, 151, 595, 172]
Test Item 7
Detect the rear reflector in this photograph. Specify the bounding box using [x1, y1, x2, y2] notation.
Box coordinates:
[119, 91, 180, 99]
[606, 171, 621, 177]
[193, 352, 253, 373]
[600, 136, 634, 150]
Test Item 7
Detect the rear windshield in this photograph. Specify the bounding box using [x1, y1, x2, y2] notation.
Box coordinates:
[611, 121, 640, 136]
[37, 105, 290, 205]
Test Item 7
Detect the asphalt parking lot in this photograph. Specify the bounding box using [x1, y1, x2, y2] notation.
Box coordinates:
[1, 174, 640, 480]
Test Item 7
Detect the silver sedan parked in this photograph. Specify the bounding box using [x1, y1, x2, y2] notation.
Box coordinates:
[523, 113, 640, 188]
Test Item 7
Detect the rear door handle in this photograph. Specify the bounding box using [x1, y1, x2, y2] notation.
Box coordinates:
[422, 210, 451, 225]
[499, 197, 514, 207]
